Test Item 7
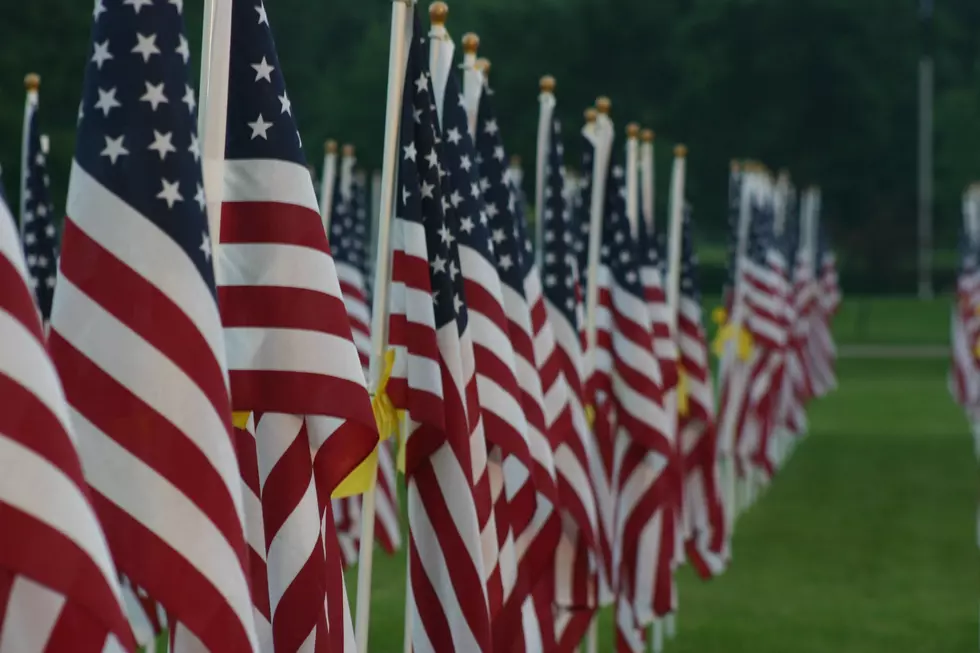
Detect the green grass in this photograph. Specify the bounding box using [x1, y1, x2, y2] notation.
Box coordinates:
[348, 357, 978, 652]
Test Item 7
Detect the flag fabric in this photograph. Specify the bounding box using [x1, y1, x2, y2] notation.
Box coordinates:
[780, 195, 815, 439]
[437, 64, 543, 643]
[951, 220, 980, 413]
[328, 168, 401, 565]
[49, 0, 259, 649]
[537, 111, 602, 650]
[808, 224, 840, 398]
[474, 80, 564, 649]
[217, 2, 378, 650]
[21, 98, 59, 324]
[385, 18, 492, 650]
[635, 170, 681, 618]
[676, 205, 728, 577]
[0, 174, 135, 652]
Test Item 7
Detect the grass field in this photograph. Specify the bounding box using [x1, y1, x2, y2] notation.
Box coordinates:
[347, 336, 979, 651]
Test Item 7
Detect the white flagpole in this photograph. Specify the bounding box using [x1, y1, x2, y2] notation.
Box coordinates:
[582, 97, 614, 653]
[21, 73, 39, 238]
[428, 3, 452, 130]
[535, 76, 556, 264]
[640, 129, 655, 235]
[624, 123, 640, 238]
[356, 3, 414, 652]
[198, 0, 232, 257]
[460, 33, 482, 136]
[319, 140, 338, 231]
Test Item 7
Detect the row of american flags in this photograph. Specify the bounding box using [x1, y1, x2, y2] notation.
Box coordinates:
[0, 1, 841, 652]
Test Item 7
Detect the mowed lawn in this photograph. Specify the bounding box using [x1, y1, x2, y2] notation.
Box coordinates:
[349, 356, 978, 652]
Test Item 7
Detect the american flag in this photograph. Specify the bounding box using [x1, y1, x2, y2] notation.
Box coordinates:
[0, 174, 134, 652]
[537, 110, 602, 650]
[328, 165, 401, 565]
[951, 201, 980, 412]
[598, 154, 673, 649]
[634, 169, 681, 620]
[780, 189, 815, 438]
[676, 204, 728, 577]
[438, 63, 541, 641]
[49, 0, 259, 649]
[808, 222, 840, 397]
[475, 80, 563, 649]
[217, 2, 378, 650]
[21, 91, 59, 324]
[386, 17, 491, 650]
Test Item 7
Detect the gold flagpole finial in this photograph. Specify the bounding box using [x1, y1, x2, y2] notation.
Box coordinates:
[640, 128, 655, 143]
[462, 32, 480, 55]
[510, 154, 522, 168]
[429, 1, 448, 26]
[342, 144, 355, 157]
[674, 144, 687, 158]
[539, 75, 556, 93]
[325, 139, 338, 154]
[626, 122, 640, 138]
[584, 107, 598, 124]
[595, 96, 611, 114]
[24, 73, 40, 91]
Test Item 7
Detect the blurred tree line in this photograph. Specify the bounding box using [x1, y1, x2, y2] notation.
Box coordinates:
[2, 0, 979, 290]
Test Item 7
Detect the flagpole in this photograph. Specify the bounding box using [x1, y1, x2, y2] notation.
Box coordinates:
[198, 0, 232, 257]
[319, 140, 338, 231]
[535, 76, 556, 263]
[356, 3, 413, 652]
[461, 33, 482, 136]
[640, 130, 655, 234]
[624, 123, 640, 238]
[582, 96, 614, 653]
[917, 0, 934, 300]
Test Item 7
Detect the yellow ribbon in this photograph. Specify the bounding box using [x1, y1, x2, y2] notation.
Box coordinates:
[232, 411, 251, 430]
[676, 370, 689, 416]
[974, 335, 980, 359]
[333, 349, 399, 498]
[585, 404, 596, 429]
[710, 306, 753, 360]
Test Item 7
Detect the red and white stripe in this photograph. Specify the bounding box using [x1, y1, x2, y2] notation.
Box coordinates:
[677, 293, 727, 576]
[219, 158, 378, 652]
[387, 207, 493, 652]
[0, 191, 135, 652]
[780, 251, 817, 437]
[51, 163, 258, 652]
[331, 238, 401, 566]
[807, 251, 840, 398]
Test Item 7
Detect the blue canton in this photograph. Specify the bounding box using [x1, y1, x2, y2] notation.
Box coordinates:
[77, 0, 214, 291]
[399, 16, 467, 333]
[22, 104, 59, 319]
[225, 1, 305, 165]
[540, 114, 580, 326]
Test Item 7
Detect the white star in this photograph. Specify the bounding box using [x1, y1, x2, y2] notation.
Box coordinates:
[494, 146, 505, 161]
[278, 92, 291, 115]
[27, 276, 37, 291]
[255, 2, 269, 24]
[470, 183, 480, 199]
[425, 149, 439, 169]
[195, 184, 206, 210]
[182, 85, 196, 113]
[460, 217, 474, 233]
[100, 135, 129, 164]
[93, 0, 106, 19]
[480, 210, 488, 225]
[545, 253, 556, 264]
[26, 255, 36, 266]
[480, 177, 490, 192]
[460, 155, 472, 172]
[499, 254, 513, 271]
[24, 233, 36, 245]
[614, 230, 625, 243]
[169, 0, 183, 12]
[431, 255, 447, 274]
[566, 297, 575, 311]
[453, 294, 463, 314]
[485, 202, 498, 218]
[45, 276, 56, 289]
[412, 108, 423, 124]
[447, 128, 462, 145]
[438, 225, 454, 245]
[414, 73, 428, 94]
[492, 228, 505, 245]
[450, 191, 463, 207]
[252, 57, 274, 82]
[200, 233, 212, 261]
[45, 225, 55, 237]
[91, 40, 113, 69]
[94, 87, 121, 117]
[401, 186, 411, 205]
[37, 205, 47, 217]
[176, 34, 190, 63]
[248, 114, 273, 139]
[484, 119, 498, 135]
[77, 103, 84, 125]
[457, 94, 466, 108]
[449, 260, 459, 280]
[403, 143, 417, 162]
[157, 179, 183, 209]
[148, 130, 177, 160]
[188, 133, 201, 161]
[140, 81, 169, 111]
[545, 274, 557, 287]
[132, 33, 161, 62]
[37, 256, 49, 269]
[420, 180, 435, 199]
[123, 0, 153, 13]
[625, 270, 637, 283]
[441, 196, 450, 213]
